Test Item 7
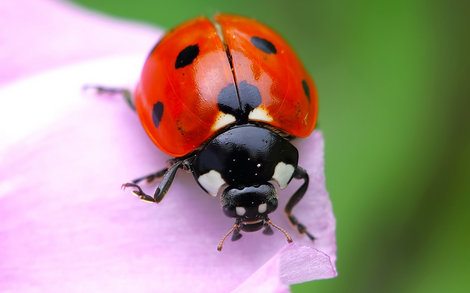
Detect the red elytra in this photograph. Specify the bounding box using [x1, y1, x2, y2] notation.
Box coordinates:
[134, 14, 318, 157]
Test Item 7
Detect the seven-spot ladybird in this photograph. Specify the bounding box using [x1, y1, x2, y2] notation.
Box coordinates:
[91, 14, 318, 251]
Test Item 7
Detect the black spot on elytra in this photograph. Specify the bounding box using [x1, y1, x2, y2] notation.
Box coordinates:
[302, 80, 310, 102]
[218, 83, 239, 116]
[218, 81, 262, 123]
[175, 44, 199, 69]
[250, 37, 277, 54]
[152, 102, 164, 128]
[238, 81, 262, 113]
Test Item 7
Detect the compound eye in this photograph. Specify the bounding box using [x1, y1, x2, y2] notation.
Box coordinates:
[266, 197, 278, 213]
[222, 204, 238, 218]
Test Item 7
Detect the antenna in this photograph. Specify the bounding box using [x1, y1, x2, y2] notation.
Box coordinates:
[217, 223, 239, 251]
[267, 219, 293, 243]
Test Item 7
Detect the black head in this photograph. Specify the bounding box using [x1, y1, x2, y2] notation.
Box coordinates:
[192, 124, 298, 235]
[221, 184, 278, 232]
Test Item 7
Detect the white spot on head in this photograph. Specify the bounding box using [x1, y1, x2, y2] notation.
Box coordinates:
[248, 107, 273, 122]
[211, 112, 236, 131]
[258, 203, 267, 214]
[236, 206, 246, 216]
[272, 162, 295, 189]
[257, 163, 261, 168]
[198, 170, 226, 197]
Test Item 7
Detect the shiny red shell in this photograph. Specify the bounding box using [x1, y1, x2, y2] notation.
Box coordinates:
[134, 14, 318, 157]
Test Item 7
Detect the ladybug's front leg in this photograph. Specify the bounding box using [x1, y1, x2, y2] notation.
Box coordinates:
[123, 161, 184, 203]
[122, 183, 156, 203]
[285, 166, 315, 241]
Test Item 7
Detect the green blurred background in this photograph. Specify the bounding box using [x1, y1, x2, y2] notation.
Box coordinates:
[70, 0, 470, 292]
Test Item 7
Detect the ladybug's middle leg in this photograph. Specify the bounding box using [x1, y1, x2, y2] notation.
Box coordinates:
[123, 161, 184, 203]
[83, 85, 134, 110]
[284, 166, 315, 241]
[131, 168, 168, 185]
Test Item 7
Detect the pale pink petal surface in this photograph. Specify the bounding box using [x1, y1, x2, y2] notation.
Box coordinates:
[0, 1, 336, 292]
[0, 0, 160, 85]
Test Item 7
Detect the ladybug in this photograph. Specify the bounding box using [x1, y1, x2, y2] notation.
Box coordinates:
[91, 14, 318, 251]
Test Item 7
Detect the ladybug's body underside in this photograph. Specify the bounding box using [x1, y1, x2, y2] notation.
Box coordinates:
[118, 14, 319, 250]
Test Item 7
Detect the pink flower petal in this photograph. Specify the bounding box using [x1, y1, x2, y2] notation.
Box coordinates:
[0, 1, 336, 292]
[0, 0, 160, 84]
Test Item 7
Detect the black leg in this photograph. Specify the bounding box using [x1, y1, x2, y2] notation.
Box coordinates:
[122, 161, 184, 203]
[132, 168, 168, 184]
[83, 84, 135, 110]
[287, 215, 315, 241]
[284, 166, 315, 241]
[121, 183, 156, 203]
